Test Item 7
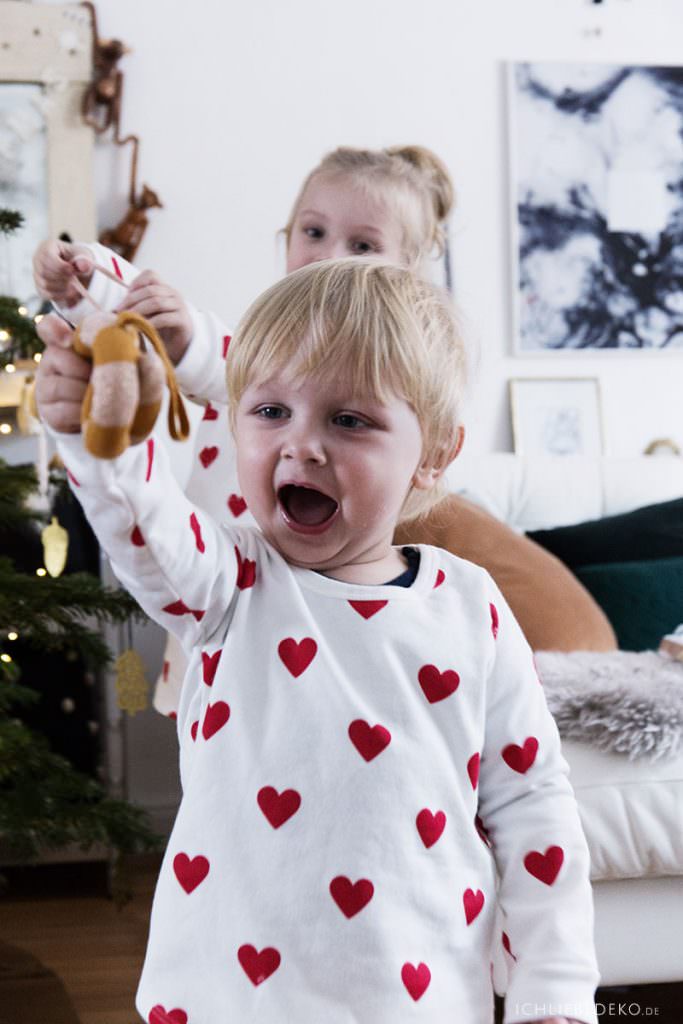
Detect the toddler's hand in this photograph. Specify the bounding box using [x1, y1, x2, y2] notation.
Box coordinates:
[35, 314, 91, 434]
[33, 240, 94, 306]
[115, 269, 192, 365]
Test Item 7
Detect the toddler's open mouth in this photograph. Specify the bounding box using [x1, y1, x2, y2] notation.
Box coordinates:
[277, 483, 339, 533]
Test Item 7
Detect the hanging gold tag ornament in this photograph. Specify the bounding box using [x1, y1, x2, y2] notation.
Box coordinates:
[115, 648, 149, 715]
[41, 516, 69, 577]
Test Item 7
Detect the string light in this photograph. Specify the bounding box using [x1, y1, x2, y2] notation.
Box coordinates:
[7, 631, 18, 641]
[0, 653, 12, 664]
[0, 423, 12, 435]
[34, 352, 42, 363]
[17, 306, 27, 316]
[36, 567, 47, 577]
[0, 330, 9, 342]
[34, 314, 44, 324]
[4, 364, 16, 374]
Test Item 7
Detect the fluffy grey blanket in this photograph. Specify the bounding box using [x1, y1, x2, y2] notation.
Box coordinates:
[536, 650, 683, 762]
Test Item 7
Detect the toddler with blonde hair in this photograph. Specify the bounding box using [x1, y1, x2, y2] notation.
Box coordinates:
[38, 257, 598, 1024]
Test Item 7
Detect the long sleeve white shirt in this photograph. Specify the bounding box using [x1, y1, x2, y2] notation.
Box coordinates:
[56, 429, 599, 1024]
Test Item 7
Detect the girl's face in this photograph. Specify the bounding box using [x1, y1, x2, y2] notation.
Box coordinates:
[286, 175, 405, 273]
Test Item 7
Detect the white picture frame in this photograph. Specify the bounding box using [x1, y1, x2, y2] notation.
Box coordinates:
[0, 2, 96, 307]
[509, 377, 604, 457]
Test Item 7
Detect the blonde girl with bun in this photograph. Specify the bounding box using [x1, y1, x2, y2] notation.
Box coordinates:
[33, 144, 460, 711]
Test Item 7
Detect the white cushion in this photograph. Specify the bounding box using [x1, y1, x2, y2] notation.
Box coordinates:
[563, 740, 683, 882]
[447, 453, 683, 532]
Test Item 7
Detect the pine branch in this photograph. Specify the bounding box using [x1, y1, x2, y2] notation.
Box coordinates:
[0, 461, 45, 530]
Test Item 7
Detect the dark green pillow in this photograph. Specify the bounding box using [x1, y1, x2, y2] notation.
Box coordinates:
[575, 557, 683, 651]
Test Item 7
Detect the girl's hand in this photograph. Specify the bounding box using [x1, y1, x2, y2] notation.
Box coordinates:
[33, 240, 94, 306]
[35, 314, 91, 434]
[115, 269, 193, 365]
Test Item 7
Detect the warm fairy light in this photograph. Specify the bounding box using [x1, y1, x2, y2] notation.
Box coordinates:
[18, 306, 27, 316]
[0, 330, 9, 341]
[7, 631, 18, 641]
[36, 567, 47, 577]
[0, 653, 12, 664]
[0, 423, 12, 435]
[34, 314, 44, 324]
[4, 364, 16, 374]
[34, 352, 42, 362]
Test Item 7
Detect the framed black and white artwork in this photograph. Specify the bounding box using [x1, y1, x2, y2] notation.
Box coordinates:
[508, 62, 683, 353]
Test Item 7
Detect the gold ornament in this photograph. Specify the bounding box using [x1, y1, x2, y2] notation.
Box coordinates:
[115, 648, 149, 715]
[41, 516, 69, 577]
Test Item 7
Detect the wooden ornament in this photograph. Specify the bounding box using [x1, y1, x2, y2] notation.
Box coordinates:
[114, 648, 149, 715]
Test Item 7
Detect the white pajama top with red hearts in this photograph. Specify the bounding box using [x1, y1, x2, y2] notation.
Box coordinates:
[56, 430, 599, 1024]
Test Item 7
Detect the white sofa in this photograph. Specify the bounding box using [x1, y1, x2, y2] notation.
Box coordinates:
[446, 453, 683, 987]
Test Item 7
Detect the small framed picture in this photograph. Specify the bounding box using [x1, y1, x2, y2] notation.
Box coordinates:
[509, 377, 604, 456]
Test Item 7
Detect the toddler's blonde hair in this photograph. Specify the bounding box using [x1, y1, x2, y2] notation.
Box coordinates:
[283, 145, 455, 270]
[227, 257, 467, 522]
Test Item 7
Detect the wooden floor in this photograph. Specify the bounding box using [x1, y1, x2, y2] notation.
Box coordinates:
[1, 856, 160, 1024]
[3, 858, 682, 1024]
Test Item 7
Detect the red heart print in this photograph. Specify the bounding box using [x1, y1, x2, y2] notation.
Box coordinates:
[502, 931, 517, 961]
[467, 752, 480, 790]
[524, 845, 564, 886]
[173, 852, 209, 894]
[189, 512, 205, 553]
[278, 637, 317, 678]
[418, 665, 460, 703]
[144, 438, 154, 483]
[257, 786, 301, 828]
[416, 809, 446, 848]
[162, 600, 205, 622]
[202, 402, 219, 421]
[222, 335, 231, 358]
[190, 720, 198, 741]
[201, 649, 222, 686]
[474, 814, 492, 848]
[228, 493, 247, 518]
[348, 720, 391, 762]
[162, 661, 170, 681]
[502, 737, 539, 774]
[65, 466, 80, 488]
[199, 446, 219, 469]
[463, 887, 485, 924]
[235, 546, 256, 590]
[434, 569, 445, 588]
[329, 876, 374, 918]
[168, 711, 177, 720]
[490, 602, 499, 639]
[348, 600, 387, 620]
[149, 1007, 187, 1024]
[237, 944, 280, 986]
[401, 962, 431, 1001]
[131, 525, 145, 546]
[202, 701, 230, 740]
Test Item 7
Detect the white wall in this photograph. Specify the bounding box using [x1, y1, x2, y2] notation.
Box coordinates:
[66, 0, 683, 458]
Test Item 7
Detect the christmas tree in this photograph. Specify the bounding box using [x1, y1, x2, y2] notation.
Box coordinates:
[0, 206, 160, 880]
[0, 458, 160, 870]
[0, 208, 44, 370]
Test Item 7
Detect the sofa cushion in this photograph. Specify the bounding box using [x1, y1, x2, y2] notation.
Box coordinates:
[395, 494, 617, 652]
[527, 498, 683, 569]
[563, 739, 683, 882]
[576, 557, 683, 651]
